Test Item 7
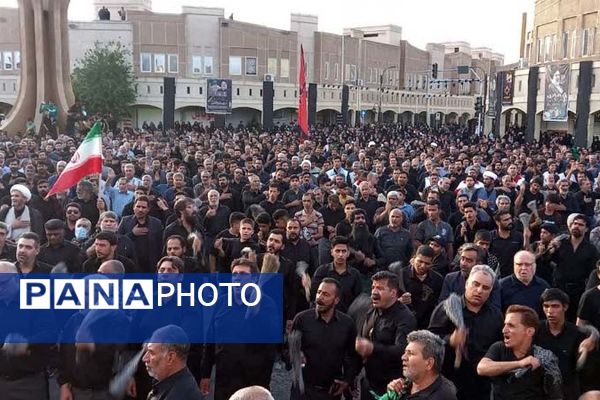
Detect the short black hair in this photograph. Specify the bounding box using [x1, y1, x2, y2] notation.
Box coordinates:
[541, 288, 570, 305]
[415, 245, 435, 259]
[95, 231, 118, 246]
[320, 277, 341, 297]
[44, 219, 65, 231]
[255, 212, 271, 225]
[330, 236, 349, 248]
[229, 212, 246, 225]
[272, 209, 289, 221]
[371, 271, 400, 294]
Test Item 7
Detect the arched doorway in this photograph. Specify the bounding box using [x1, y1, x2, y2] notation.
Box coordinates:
[445, 112, 458, 124]
[316, 109, 338, 125]
[0, 102, 12, 117]
[383, 110, 396, 123]
[131, 104, 163, 128]
[399, 111, 413, 124]
[274, 107, 298, 125]
[459, 112, 471, 126]
[228, 107, 261, 128]
[501, 108, 527, 129]
[175, 106, 208, 124]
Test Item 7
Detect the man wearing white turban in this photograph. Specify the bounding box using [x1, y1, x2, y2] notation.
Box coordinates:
[0, 184, 44, 241]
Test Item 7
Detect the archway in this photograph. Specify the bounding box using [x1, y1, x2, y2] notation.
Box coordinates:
[175, 106, 208, 124]
[274, 107, 298, 125]
[445, 112, 458, 124]
[459, 112, 471, 126]
[0, 102, 12, 117]
[399, 111, 413, 124]
[415, 111, 427, 125]
[131, 104, 163, 128]
[316, 109, 337, 125]
[591, 110, 600, 139]
[382, 110, 396, 123]
[501, 107, 527, 130]
[228, 107, 261, 128]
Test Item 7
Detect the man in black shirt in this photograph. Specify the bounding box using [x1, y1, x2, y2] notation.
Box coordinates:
[144, 325, 203, 400]
[356, 271, 417, 398]
[429, 264, 503, 400]
[15, 232, 52, 274]
[311, 236, 362, 313]
[477, 304, 562, 400]
[489, 210, 528, 278]
[577, 283, 600, 392]
[536, 288, 596, 400]
[259, 184, 286, 216]
[82, 231, 138, 273]
[38, 219, 84, 272]
[291, 278, 361, 399]
[386, 330, 457, 400]
[398, 245, 443, 329]
[551, 213, 598, 321]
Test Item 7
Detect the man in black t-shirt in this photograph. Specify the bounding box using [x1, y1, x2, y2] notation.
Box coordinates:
[477, 304, 562, 400]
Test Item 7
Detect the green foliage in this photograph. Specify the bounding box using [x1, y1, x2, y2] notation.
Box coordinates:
[72, 41, 136, 119]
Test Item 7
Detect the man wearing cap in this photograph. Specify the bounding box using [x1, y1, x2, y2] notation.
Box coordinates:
[0, 184, 44, 241]
[144, 325, 203, 400]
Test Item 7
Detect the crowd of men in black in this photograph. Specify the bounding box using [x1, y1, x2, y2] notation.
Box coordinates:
[0, 119, 599, 400]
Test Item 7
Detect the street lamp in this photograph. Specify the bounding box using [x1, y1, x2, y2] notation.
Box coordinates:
[379, 65, 397, 123]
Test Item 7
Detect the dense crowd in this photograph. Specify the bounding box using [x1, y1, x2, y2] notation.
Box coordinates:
[0, 118, 599, 400]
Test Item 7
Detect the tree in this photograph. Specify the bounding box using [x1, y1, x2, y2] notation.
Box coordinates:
[72, 41, 136, 120]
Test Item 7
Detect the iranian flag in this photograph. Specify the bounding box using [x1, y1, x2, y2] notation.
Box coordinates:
[46, 122, 103, 198]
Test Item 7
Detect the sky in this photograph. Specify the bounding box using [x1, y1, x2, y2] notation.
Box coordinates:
[0, 0, 535, 63]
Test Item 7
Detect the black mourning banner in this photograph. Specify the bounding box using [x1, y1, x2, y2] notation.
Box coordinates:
[206, 79, 233, 114]
[543, 63, 570, 122]
[501, 70, 514, 105]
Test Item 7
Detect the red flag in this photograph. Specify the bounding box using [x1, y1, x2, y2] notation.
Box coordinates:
[298, 45, 308, 140]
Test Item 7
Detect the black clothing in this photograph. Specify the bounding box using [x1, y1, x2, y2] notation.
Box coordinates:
[147, 367, 203, 400]
[360, 302, 417, 395]
[489, 229, 523, 278]
[405, 376, 457, 400]
[38, 240, 85, 273]
[0, 294, 54, 381]
[354, 196, 381, 230]
[82, 254, 139, 274]
[535, 321, 587, 400]
[429, 299, 503, 400]
[198, 205, 231, 239]
[318, 205, 345, 232]
[259, 199, 286, 216]
[484, 341, 562, 400]
[216, 238, 260, 273]
[291, 309, 360, 389]
[311, 264, 362, 313]
[15, 260, 52, 275]
[398, 266, 443, 328]
[83, 232, 137, 265]
[73, 196, 100, 227]
[0, 243, 16, 261]
[552, 237, 598, 321]
[163, 219, 202, 258]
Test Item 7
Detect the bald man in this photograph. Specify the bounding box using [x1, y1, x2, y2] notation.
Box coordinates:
[229, 386, 274, 400]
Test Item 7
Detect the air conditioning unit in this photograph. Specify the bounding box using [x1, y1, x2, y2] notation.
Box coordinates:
[264, 74, 275, 82]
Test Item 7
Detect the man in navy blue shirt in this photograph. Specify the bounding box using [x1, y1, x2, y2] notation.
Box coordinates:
[500, 250, 549, 317]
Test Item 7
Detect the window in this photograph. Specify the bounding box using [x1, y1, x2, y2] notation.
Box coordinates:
[146, 85, 151, 94]
[552, 34, 557, 60]
[267, 58, 277, 75]
[537, 38, 542, 63]
[249, 89, 253, 96]
[204, 56, 213, 75]
[168, 54, 178, 73]
[283, 90, 287, 97]
[141, 53, 151, 73]
[562, 32, 570, 58]
[199, 87, 203, 95]
[2, 52, 12, 70]
[245, 57, 257, 75]
[14, 51, 20, 69]
[186, 86, 190, 94]
[160, 85, 163, 94]
[544, 36, 552, 62]
[280, 58, 289, 78]
[454, 47, 459, 53]
[334, 63, 339, 81]
[518, 80, 522, 92]
[154, 54, 165, 73]
[350, 65, 357, 81]
[324, 62, 329, 80]
[571, 31, 577, 58]
[236, 88, 240, 96]
[583, 28, 595, 56]
[345, 64, 351, 81]
[192, 56, 202, 74]
[229, 56, 242, 75]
